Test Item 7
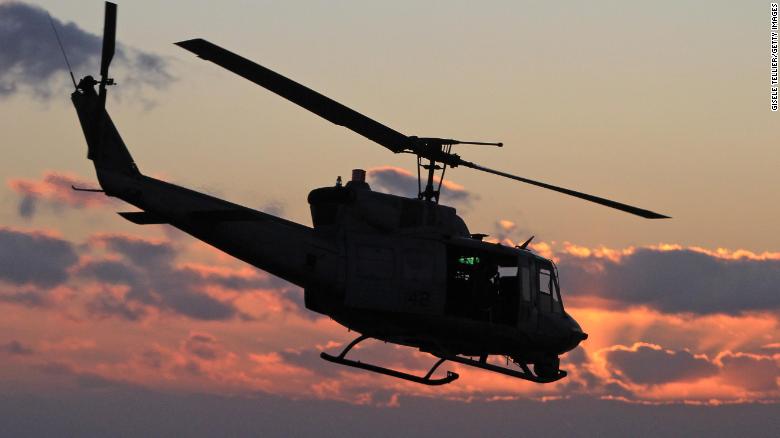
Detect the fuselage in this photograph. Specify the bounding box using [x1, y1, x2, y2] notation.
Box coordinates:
[72, 77, 585, 377]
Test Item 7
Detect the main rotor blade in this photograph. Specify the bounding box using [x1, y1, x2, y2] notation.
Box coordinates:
[175, 38, 410, 153]
[100, 2, 117, 79]
[458, 160, 670, 219]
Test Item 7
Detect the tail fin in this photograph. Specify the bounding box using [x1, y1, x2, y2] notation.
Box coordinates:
[71, 78, 140, 177]
[71, 2, 138, 179]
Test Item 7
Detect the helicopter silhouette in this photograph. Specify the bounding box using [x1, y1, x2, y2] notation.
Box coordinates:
[69, 2, 668, 386]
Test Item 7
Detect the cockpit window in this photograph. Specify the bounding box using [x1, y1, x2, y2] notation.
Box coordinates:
[537, 263, 564, 314]
[498, 266, 517, 277]
[551, 274, 562, 313]
[539, 268, 552, 295]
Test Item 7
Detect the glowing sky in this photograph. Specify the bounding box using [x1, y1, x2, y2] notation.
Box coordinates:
[0, 1, 779, 436]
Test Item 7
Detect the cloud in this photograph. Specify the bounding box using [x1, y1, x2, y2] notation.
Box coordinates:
[557, 245, 780, 315]
[718, 352, 780, 391]
[367, 166, 476, 204]
[0, 226, 303, 322]
[183, 333, 226, 361]
[76, 233, 304, 322]
[7, 171, 114, 219]
[489, 219, 530, 246]
[79, 234, 243, 321]
[0, 340, 34, 355]
[95, 234, 176, 269]
[0, 2, 173, 99]
[3, 225, 780, 406]
[34, 360, 132, 391]
[0, 227, 77, 287]
[603, 343, 718, 385]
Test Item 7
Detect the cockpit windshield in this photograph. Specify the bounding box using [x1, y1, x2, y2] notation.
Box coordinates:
[537, 261, 563, 313]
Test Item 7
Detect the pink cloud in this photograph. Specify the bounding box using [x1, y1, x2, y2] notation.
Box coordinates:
[3, 225, 780, 406]
[7, 171, 115, 218]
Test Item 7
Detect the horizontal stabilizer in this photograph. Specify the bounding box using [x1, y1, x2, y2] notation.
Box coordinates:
[118, 211, 168, 225]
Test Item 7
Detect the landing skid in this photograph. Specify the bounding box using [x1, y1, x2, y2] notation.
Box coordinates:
[320, 335, 567, 385]
[320, 335, 459, 386]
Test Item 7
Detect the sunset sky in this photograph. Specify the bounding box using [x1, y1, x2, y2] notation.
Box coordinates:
[1, 1, 779, 436]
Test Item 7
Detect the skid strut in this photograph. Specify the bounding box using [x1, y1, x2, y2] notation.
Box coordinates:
[435, 353, 567, 383]
[320, 335, 459, 386]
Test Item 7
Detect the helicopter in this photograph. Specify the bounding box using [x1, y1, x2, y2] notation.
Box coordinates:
[68, 2, 668, 386]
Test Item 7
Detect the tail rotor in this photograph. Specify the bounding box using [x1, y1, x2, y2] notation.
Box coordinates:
[98, 2, 117, 108]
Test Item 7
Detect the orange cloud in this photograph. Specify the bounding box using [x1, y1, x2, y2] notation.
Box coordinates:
[3, 226, 780, 406]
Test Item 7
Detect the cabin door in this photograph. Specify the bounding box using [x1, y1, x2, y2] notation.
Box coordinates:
[518, 259, 537, 331]
[345, 234, 399, 311]
[397, 239, 446, 315]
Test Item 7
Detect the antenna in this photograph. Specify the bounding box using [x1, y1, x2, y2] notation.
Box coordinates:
[47, 13, 77, 89]
[517, 235, 535, 250]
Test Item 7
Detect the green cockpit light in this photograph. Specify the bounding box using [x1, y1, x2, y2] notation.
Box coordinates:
[457, 256, 480, 265]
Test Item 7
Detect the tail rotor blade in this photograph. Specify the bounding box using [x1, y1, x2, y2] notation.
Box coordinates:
[100, 2, 117, 80]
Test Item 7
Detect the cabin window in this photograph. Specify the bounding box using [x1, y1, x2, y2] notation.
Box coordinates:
[520, 266, 531, 302]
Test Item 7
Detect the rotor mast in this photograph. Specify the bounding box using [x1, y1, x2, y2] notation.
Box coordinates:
[415, 139, 503, 203]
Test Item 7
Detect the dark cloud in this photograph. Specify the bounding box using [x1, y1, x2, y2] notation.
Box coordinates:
[368, 166, 475, 205]
[139, 348, 165, 369]
[559, 248, 780, 314]
[84, 292, 147, 321]
[0, 340, 34, 356]
[0, 227, 300, 321]
[79, 236, 238, 321]
[562, 346, 587, 366]
[0, 227, 78, 287]
[178, 265, 281, 291]
[35, 360, 129, 390]
[78, 234, 300, 321]
[0, 288, 51, 308]
[183, 333, 226, 361]
[97, 235, 176, 269]
[279, 348, 341, 378]
[604, 345, 718, 385]
[0, 2, 173, 99]
[77, 259, 138, 285]
[720, 353, 780, 391]
[18, 195, 35, 218]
